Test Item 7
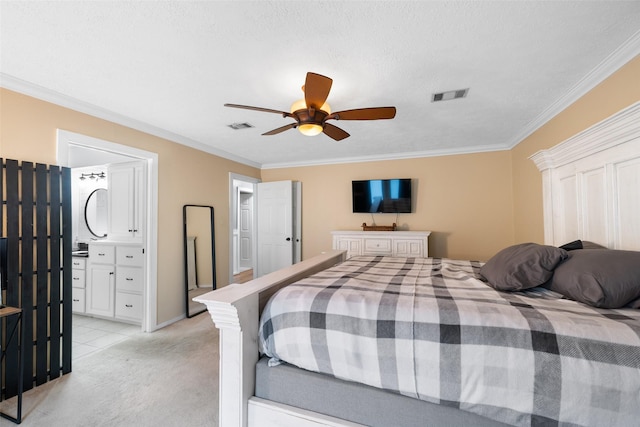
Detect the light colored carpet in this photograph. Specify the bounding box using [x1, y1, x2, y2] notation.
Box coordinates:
[0, 314, 219, 426]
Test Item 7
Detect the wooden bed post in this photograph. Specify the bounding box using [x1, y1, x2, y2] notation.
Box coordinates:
[195, 250, 346, 427]
[202, 295, 259, 427]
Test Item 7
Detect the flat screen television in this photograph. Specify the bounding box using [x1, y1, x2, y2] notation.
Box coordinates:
[352, 179, 412, 213]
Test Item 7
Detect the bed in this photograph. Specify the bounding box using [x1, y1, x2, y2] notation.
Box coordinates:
[195, 101, 640, 427]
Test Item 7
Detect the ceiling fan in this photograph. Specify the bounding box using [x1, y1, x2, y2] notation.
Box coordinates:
[224, 72, 396, 141]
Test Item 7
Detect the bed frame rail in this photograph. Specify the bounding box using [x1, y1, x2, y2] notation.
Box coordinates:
[194, 250, 346, 427]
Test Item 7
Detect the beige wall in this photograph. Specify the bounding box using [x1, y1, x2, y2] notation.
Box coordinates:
[262, 150, 515, 261]
[0, 88, 261, 325]
[511, 55, 640, 244]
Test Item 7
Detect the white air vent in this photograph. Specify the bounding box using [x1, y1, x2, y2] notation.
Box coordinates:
[432, 88, 469, 102]
[228, 122, 254, 130]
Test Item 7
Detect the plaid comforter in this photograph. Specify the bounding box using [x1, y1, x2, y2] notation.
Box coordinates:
[258, 256, 640, 427]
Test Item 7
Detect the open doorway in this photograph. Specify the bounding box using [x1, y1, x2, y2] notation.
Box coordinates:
[57, 130, 159, 332]
[229, 173, 260, 284]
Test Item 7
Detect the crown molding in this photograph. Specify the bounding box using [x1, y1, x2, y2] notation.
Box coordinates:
[506, 29, 640, 149]
[0, 73, 261, 169]
[530, 101, 640, 171]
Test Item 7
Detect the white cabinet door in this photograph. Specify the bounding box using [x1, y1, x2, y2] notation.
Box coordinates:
[108, 161, 145, 242]
[86, 264, 115, 317]
[393, 239, 425, 257]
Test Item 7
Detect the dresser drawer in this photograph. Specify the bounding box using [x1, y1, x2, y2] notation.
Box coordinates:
[115, 291, 143, 321]
[116, 246, 143, 267]
[71, 269, 86, 288]
[72, 287, 85, 313]
[71, 258, 86, 269]
[363, 238, 392, 254]
[116, 267, 143, 293]
[89, 245, 115, 264]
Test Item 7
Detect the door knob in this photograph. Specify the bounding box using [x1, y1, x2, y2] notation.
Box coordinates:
[286, 237, 291, 241]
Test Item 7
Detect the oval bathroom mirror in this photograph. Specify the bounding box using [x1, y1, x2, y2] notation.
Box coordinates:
[85, 188, 108, 238]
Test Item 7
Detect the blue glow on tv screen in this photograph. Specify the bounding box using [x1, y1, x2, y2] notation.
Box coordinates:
[352, 179, 412, 213]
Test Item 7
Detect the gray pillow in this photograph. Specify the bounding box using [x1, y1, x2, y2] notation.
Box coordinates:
[546, 249, 640, 309]
[559, 240, 608, 251]
[480, 243, 568, 291]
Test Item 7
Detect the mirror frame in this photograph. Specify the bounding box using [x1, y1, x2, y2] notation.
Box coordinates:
[183, 204, 216, 318]
[85, 188, 108, 238]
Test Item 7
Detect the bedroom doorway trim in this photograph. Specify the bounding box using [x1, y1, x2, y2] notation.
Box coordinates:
[56, 130, 159, 332]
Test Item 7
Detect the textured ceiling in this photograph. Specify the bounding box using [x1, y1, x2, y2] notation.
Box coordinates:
[1, 1, 639, 169]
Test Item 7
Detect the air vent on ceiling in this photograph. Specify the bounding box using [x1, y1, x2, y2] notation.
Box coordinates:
[432, 88, 469, 102]
[228, 122, 254, 130]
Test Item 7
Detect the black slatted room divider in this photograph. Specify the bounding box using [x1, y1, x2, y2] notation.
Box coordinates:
[1, 158, 72, 400]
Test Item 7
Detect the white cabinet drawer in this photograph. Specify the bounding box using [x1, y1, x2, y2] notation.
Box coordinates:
[115, 292, 143, 321]
[71, 258, 86, 269]
[89, 245, 115, 264]
[72, 288, 85, 313]
[394, 239, 424, 257]
[116, 246, 143, 266]
[116, 267, 143, 293]
[363, 238, 392, 254]
[71, 269, 86, 288]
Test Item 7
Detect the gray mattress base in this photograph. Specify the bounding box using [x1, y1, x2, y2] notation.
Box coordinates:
[255, 357, 510, 427]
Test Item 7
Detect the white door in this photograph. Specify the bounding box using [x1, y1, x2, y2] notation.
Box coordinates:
[257, 181, 293, 277]
[108, 164, 135, 240]
[239, 191, 253, 271]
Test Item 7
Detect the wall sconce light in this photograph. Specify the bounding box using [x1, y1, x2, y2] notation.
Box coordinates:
[79, 172, 106, 181]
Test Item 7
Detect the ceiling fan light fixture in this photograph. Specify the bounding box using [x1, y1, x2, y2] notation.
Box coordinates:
[290, 99, 331, 114]
[298, 123, 324, 136]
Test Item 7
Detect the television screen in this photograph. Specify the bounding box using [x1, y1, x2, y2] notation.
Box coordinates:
[352, 179, 412, 213]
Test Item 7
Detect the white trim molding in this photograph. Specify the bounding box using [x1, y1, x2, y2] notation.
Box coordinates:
[57, 129, 160, 332]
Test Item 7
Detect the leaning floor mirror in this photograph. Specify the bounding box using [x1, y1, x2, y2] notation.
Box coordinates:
[183, 205, 216, 317]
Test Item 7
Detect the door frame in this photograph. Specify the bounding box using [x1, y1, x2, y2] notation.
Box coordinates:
[228, 173, 260, 284]
[56, 129, 159, 332]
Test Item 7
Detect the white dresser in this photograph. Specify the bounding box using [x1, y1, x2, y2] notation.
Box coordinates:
[331, 230, 431, 259]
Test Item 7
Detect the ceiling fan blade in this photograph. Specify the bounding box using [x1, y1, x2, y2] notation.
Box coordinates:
[304, 72, 333, 109]
[262, 123, 297, 136]
[323, 123, 350, 141]
[331, 107, 396, 120]
[224, 103, 289, 116]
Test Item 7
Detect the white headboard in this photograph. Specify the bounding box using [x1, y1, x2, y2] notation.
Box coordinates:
[530, 101, 640, 250]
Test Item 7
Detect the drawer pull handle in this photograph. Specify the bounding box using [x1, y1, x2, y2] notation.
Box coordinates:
[125, 304, 133, 308]
[126, 255, 133, 259]
[98, 253, 105, 256]
[126, 278, 133, 281]
[110, 272, 114, 275]
[73, 277, 79, 280]
[73, 299, 80, 302]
